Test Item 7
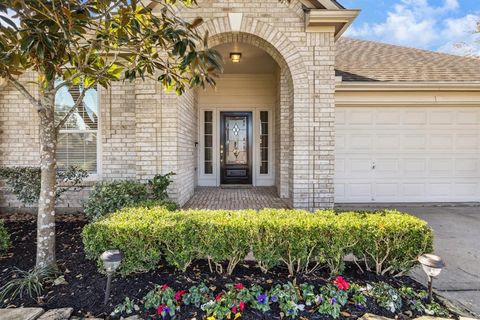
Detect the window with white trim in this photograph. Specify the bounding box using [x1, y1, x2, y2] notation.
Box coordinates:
[55, 84, 99, 173]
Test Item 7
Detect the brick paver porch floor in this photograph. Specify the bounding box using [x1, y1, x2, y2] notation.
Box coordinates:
[182, 187, 290, 210]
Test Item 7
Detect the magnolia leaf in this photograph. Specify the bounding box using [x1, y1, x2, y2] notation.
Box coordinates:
[0, 15, 18, 29]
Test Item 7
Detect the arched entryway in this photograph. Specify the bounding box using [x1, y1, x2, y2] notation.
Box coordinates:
[195, 31, 298, 204]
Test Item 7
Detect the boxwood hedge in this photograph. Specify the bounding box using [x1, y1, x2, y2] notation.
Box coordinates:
[82, 208, 433, 276]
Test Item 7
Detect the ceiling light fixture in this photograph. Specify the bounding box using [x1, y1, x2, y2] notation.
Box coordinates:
[230, 52, 242, 63]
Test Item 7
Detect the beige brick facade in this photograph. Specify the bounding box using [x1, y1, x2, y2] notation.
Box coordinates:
[1, 0, 341, 211]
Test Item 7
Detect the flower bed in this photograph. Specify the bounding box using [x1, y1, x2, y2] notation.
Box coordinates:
[1, 215, 449, 319]
[82, 208, 433, 276]
[111, 277, 450, 319]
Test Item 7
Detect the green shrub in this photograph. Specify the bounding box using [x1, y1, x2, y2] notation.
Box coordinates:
[0, 219, 10, 257]
[83, 174, 178, 221]
[83, 180, 149, 221]
[0, 166, 88, 205]
[82, 208, 433, 276]
[148, 172, 175, 200]
[352, 210, 433, 275]
[130, 199, 179, 212]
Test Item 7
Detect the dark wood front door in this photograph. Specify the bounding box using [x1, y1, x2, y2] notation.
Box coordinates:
[220, 112, 252, 184]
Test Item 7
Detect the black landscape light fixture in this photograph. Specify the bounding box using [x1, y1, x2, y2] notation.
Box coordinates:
[418, 253, 445, 303]
[101, 249, 122, 305]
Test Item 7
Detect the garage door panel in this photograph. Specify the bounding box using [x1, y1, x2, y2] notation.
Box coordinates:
[455, 134, 479, 149]
[457, 110, 480, 124]
[375, 134, 400, 149]
[404, 111, 427, 124]
[376, 110, 401, 124]
[335, 106, 480, 203]
[402, 183, 426, 197]
[430, 111, 454, 124]
[350, 135, 373, 149]
[454, 183, 478, 197]
[455, 159, 478, 174]
[403, 134, 427, 149]
[349, 110, 373, 124]
[430, 134, 454, 149]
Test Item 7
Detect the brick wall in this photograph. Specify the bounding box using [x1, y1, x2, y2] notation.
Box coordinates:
[0, 0, 337, 211]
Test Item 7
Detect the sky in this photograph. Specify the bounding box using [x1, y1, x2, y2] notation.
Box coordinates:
[341, 0, 480, 56]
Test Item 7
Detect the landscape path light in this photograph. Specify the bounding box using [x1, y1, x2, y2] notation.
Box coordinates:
[101, 249, 123, 305]
[418, 253, 445, 303]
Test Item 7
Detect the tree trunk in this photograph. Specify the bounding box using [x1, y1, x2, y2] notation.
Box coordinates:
[36, 82, 58, 270]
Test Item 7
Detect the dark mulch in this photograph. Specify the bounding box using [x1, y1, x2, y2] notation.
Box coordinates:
[0, 214, 430, 319]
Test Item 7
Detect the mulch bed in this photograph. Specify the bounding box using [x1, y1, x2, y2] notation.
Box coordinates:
[0, 213, 430, 319]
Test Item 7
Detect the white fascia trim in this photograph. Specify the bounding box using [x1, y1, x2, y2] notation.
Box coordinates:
[336, 81, 480, 92]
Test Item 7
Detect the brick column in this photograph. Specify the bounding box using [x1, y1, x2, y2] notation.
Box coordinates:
[310, 31, 336, 209]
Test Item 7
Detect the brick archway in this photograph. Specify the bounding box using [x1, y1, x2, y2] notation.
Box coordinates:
[198, 16, 308, 89]
[198, 17, 310, 203]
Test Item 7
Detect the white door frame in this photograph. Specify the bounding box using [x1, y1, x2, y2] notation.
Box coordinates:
[197, 106, 275, 187]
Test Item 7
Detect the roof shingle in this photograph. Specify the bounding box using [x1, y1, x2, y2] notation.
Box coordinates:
[335, 37, 480, 82]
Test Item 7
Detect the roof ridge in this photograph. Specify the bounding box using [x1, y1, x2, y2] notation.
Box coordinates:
[340, 36, 480, 62]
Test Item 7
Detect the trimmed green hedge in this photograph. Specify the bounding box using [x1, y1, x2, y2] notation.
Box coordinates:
[82, 208, 433, 276]
[0, 219, 10, 257]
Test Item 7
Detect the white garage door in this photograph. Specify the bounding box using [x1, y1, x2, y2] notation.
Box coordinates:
[335, 107, 480, 203]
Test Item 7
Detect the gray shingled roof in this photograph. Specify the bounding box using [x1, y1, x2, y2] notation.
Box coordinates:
[335, 37, 480, 82]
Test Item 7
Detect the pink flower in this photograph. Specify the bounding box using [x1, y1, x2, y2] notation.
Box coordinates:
[239, 301, 245, 312]
[234, 283, 245, 290]
[175, 290, 187, 301]
[334, 276, 350, 291]
[215, 293, 223, 301]
[232, 305, 237, 313]
[157, 304, 166, 315]
[161, 284, 169, 290]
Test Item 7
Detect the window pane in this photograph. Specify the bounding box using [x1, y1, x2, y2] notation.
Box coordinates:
[205, 111, 213, 122]
[260, 111, 269, 174]
[205, 148, 212, 161]
[205, 162, 213, 174]
[55, 83, 98, 173]
[261, 123, 268, 135]
[205, 123, 213, 135]
[205, 135, 213, 148]
[260, 111, 268, 122]
[204, 111, 214, 175]
[260, 135, 268, 148]
[260, 162, 268, 174]
[57, 132, 97, 172]
[55, 85, 98, 130]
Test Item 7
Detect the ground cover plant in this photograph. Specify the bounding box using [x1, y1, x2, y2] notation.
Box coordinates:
[0, 218, 10, 256]
[83, 208, 433, 277]
[0, 214, 449, 319]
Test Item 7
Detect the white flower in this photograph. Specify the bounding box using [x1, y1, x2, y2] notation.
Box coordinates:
[296, 304, 305, 311]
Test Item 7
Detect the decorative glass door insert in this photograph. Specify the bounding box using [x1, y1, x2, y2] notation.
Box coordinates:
[220, 112, 252, 184]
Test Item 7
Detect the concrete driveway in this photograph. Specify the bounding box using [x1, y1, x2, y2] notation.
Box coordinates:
[337, 204, 480, 316]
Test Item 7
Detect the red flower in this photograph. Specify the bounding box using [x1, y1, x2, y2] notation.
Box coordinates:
[175, 290, 187, 301]
[161, 284, 169, 290]
[232, 305, 237, 313]
[239, 301, 245, 312]
[215, 293, 223, 301]
[157, 304, 166, 315]
[334, 276, 350, 291]
[234, 283, 245, 290]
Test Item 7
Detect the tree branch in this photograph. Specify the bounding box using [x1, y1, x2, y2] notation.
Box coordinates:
[55, 87, 87, 131]
[7, 74, 43, 111]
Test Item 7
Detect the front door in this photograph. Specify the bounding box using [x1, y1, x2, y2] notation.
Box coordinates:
[220, 112, 252, 184]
